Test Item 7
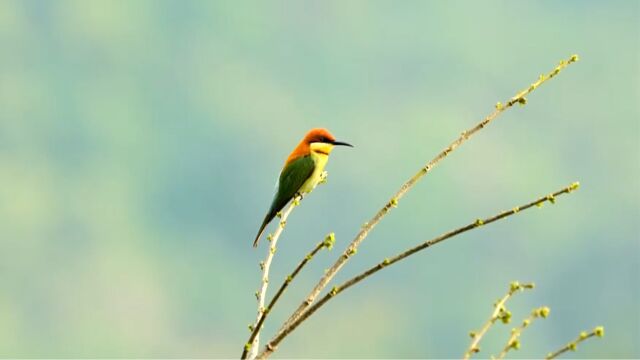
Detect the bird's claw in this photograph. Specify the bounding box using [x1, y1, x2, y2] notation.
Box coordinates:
[319, 171, 328, 184]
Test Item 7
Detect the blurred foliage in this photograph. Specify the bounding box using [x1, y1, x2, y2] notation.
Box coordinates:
[0, 0, 638, 358]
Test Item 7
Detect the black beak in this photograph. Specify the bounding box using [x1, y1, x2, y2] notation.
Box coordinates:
[332, 140, 354, 147]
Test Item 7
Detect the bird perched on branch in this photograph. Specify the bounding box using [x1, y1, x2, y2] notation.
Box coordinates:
[253, 128, 353, 247]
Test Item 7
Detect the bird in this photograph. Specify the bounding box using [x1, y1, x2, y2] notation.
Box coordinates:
[253, 128, 353, 247]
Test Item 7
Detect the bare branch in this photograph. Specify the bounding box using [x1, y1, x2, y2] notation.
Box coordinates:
[241, 233, 334, 359]
[464, 282, 536, 359]
[545, 326, 605, 359]
[271, 54, 580, 348]
[245, 195, 301, 360]
[494, 306, 550, 360]
[258, 182, 580, 358]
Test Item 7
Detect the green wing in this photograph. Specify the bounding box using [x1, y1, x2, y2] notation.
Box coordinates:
[273, 155, 315, 211]
[253, 155, 315, 247]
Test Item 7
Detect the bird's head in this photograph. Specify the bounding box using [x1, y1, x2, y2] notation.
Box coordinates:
[304, 128, 353, 155]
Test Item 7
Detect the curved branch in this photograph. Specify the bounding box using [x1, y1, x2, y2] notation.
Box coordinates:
[241, 234, 333, 359]
[271, 54, 581, 348]
[245, 195, 301, 360]
[545, 326, 604, 359]
[258, 182, 580, 358]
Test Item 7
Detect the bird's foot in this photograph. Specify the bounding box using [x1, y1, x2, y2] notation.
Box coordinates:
[319, 171, 328, 185]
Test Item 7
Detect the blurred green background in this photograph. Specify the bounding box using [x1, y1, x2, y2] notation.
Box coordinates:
[0, 0, 638, 358]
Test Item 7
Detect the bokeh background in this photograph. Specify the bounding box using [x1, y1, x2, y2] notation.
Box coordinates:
[1, 0, 638, 358]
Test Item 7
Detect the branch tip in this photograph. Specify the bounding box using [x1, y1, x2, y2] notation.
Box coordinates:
[594, 326, 604, 337]
[535, 306, 550, 318]
[323, 233, 336, 250]
[568, 181, 580, 192]
[544, 325, 604, 359]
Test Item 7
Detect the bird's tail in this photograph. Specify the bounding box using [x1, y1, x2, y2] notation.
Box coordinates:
[253, 223, 267, 248]
[253, 212, 274, 248]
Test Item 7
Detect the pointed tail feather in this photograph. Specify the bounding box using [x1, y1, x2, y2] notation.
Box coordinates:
[253, 211, 276, 248]
[254, 190, 295, 247]
[253, 220, 268, 247]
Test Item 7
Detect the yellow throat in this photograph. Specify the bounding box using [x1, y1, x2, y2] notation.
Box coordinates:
[300, 142, 334, 193]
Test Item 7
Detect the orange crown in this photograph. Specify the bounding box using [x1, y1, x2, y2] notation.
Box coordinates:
[284, 128, 336, 167]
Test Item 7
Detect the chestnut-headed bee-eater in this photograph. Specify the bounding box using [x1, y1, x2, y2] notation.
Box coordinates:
[253, 128, 353, 247]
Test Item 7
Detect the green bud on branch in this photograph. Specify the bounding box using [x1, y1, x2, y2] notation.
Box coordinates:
[323, 233, 336, 250]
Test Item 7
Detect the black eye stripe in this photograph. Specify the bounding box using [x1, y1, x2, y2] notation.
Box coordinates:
[311, 135, 333, 143]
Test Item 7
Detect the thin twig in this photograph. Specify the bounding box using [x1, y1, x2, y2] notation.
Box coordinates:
[463, 282, 535, 359]
[545, 326, 604, 359]
[271, 54, 580, 349]
[241, 234, 334, 359]
[494, 306, 550, 360]
[258, 182, 580, 358]
[246, 195, 301, 360]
